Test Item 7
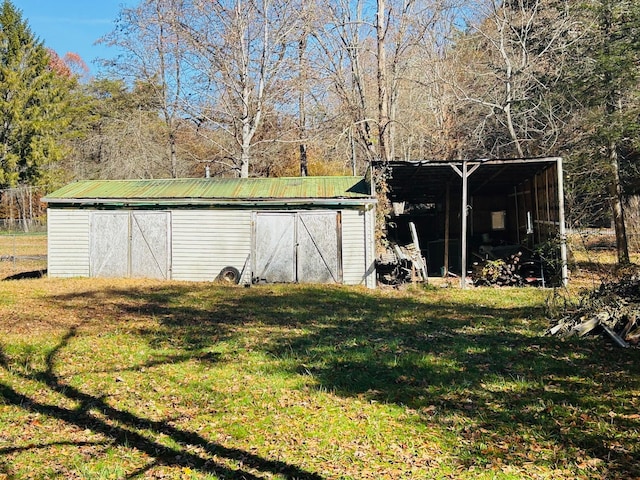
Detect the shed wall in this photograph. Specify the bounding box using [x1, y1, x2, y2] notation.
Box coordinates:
[47, 205, 375, 287]
[47, 209, 90, 277]
[171, 209, 252, 282]
[342, 207, 376, 287]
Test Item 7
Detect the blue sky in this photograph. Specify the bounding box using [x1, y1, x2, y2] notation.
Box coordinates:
[13, 0, 135, 74]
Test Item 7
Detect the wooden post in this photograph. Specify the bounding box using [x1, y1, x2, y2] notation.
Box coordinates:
[461, 161, 468, 289]
[409, 221, 428, 282]
[546, 167, 552, 240]
[514, 185, 520, 245]
[556, 157, 569, 286]
[444, 182, 450, 277]
[449, 160, 480, 288]
[533, 173, 542, 243]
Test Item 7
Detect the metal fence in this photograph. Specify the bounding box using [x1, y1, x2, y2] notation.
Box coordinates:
[0, 233, 47, 279]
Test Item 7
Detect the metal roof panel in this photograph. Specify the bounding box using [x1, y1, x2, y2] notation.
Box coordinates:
[43, 176, 374, 205]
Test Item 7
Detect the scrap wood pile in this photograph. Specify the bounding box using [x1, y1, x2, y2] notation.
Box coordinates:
[547, 275, 640, 348]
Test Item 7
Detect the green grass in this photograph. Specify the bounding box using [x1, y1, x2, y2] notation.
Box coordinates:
[1, 278, 639, 479]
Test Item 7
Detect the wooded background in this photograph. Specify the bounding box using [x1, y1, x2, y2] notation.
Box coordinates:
[1, 0, 639, 259]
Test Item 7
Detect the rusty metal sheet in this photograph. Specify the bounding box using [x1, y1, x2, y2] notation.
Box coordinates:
[44, 176, 373, 203]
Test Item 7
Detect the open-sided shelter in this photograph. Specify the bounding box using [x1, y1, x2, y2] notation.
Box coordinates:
[43, 176, 377, 287]
[375, 157, 568, 287]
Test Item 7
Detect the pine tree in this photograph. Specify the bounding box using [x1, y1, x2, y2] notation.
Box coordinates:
[566, 0, 640, 264]
[0, 0, 73, 189]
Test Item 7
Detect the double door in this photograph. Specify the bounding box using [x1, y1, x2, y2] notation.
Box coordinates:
[254, 212, 341, 284]
[89, 211, 170, 279]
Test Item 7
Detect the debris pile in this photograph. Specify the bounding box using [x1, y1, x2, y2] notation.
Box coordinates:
[377, 221, 428, 286]
[376, 243, 427, 285]
[547, 276, 640, 348]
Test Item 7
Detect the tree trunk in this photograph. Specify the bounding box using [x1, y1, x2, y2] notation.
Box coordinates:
[609, 140, 630, 264]
[240, 150, 250, 178]
[602, 2, 629, 265]
[169, 131, 178, 178]
[299, 35, 308, 177]
[497, 8, 524, 158]
[377, 0, 390, 161]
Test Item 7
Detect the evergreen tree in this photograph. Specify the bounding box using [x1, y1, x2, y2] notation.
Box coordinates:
[0, 0, 73, 189]
[565, 0, 640, 264]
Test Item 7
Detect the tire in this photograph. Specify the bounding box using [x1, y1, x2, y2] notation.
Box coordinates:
[217, 266, 241, 284]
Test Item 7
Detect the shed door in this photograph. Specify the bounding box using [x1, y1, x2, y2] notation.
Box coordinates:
[254, 213, 296, 282]
[254, 212, 341, 283]
[297, 212, 340, 283]
[131, 212, 170, 279]
[90, 212, 129, 277]
[89, 211, 170, 279]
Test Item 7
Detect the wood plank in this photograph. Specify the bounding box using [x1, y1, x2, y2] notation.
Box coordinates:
[602, 324, 630, 348]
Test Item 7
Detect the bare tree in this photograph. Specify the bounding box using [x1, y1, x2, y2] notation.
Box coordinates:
[445, 0, 575, 158]
[309, 0, 448, 166]
[384, 0, 452, 160]
[174, 0, 303, 178]
[311, 0, 377, 164]
[67, 79, 173, 180]
[298, 33, 309, 176]
[100, 0, 193, 178]
[377, 0, 391, 161]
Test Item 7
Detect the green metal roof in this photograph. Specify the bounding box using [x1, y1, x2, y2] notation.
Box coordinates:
[43, 176, 375, 206]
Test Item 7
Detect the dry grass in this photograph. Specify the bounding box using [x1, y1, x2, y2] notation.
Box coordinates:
[566, 232, 640, 291]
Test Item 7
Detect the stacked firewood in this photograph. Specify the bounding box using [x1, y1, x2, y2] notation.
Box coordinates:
[472, 251, 541, 286]
[547, 276, 640, 348]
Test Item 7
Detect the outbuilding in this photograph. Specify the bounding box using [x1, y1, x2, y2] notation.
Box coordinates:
[43, 176, 377, 287]
[374, 157, 568, 287]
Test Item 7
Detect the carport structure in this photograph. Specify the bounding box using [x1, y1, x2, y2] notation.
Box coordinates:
[375, 157, 568, 287]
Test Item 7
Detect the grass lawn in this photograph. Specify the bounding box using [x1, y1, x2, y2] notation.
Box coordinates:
[1, 275, 639, 480]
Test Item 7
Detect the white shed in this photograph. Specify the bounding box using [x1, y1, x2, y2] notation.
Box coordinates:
[43, 176, 377, 287]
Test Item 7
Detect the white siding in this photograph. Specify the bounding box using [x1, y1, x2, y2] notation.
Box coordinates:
[171, 210, 252, 282]
[364, 206, 376, 288]
[47, 208, 90, 277]
[342, 207, 376, 287]
[47, 205, 374, 286]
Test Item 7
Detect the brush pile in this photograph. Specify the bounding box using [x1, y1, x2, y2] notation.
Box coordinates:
[547, 275, 640, 348]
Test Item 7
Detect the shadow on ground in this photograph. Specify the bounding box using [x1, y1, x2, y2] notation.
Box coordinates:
[2, 281, 640, 477]
[0, 322, 323, 479]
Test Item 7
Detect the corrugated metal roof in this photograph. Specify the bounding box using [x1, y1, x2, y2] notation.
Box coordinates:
[373, 158, 560, 203]
[43, 176, 375, 206]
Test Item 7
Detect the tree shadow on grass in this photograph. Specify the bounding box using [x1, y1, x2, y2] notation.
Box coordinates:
[0, 325, 323, 479]
[262, 288, 640, 475]
[16, 282, 640, 477]
[137, 284, 640, 477]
